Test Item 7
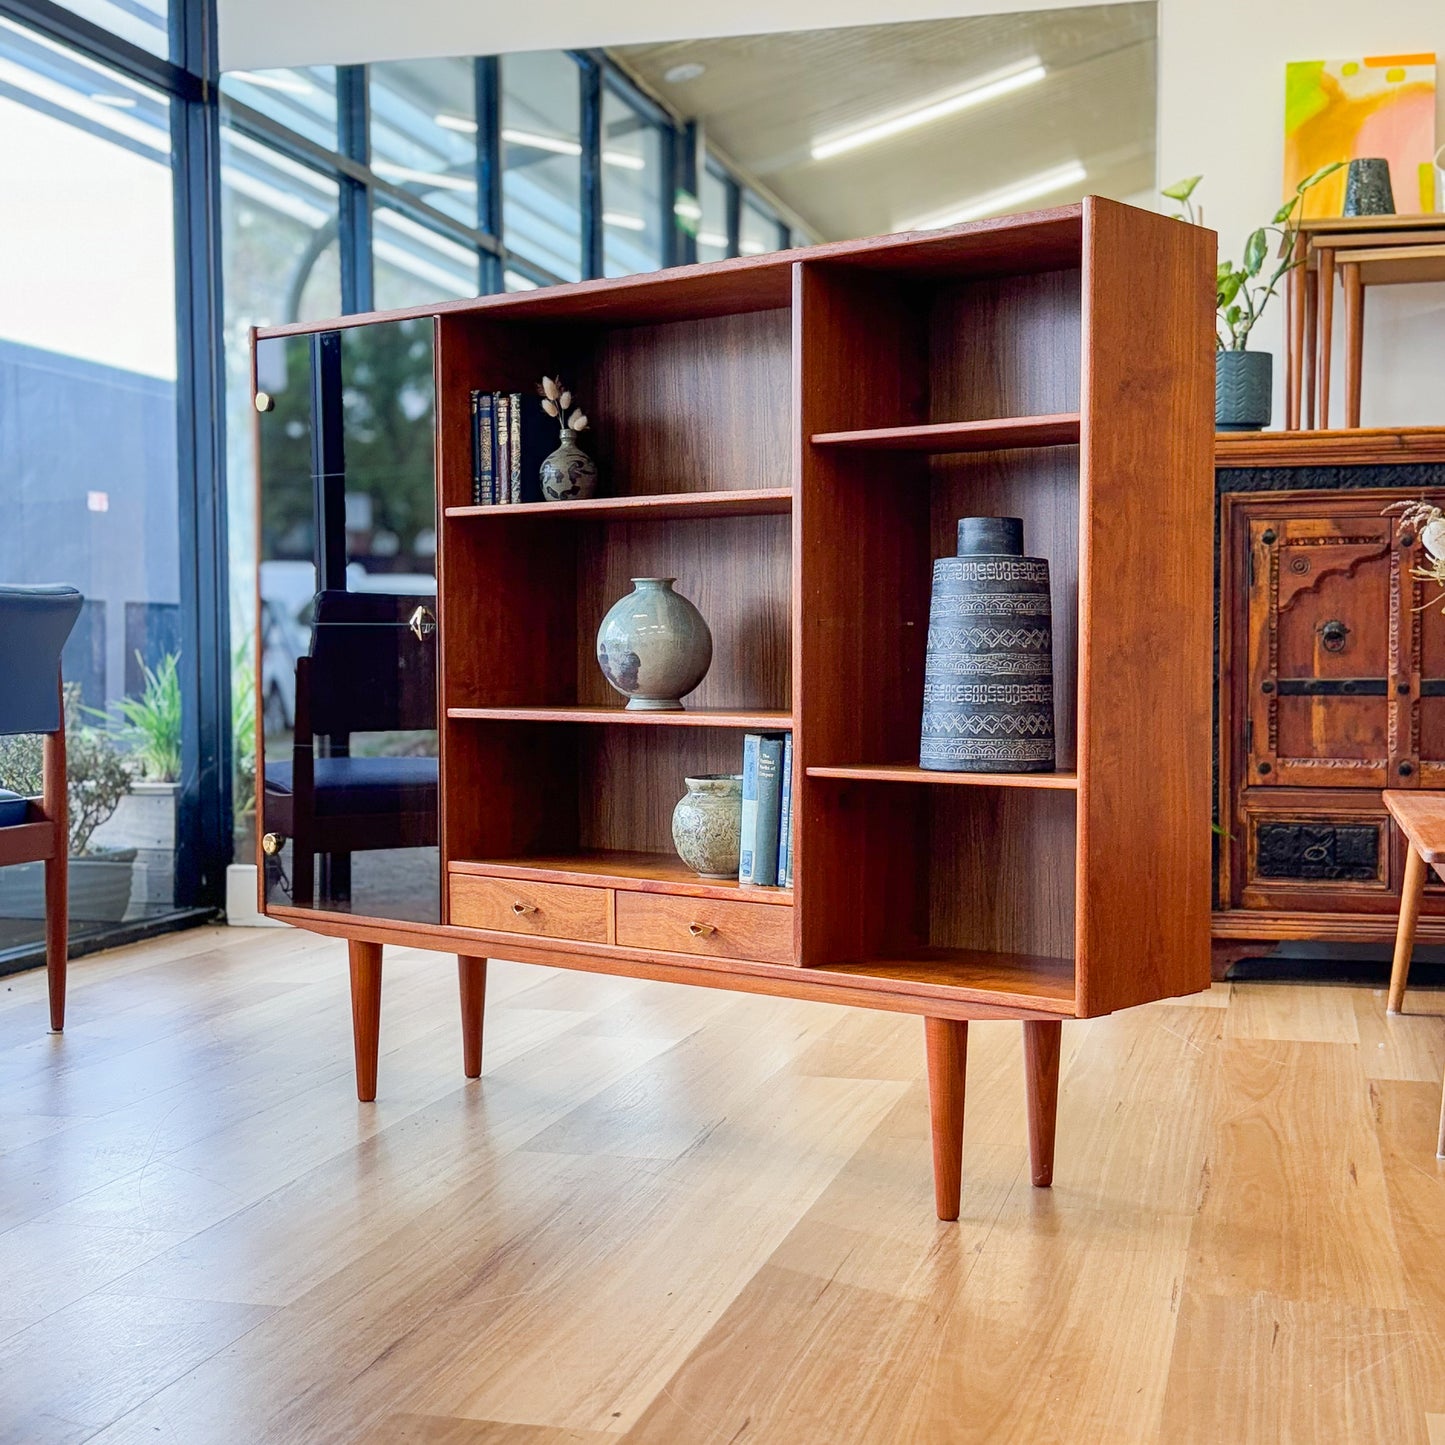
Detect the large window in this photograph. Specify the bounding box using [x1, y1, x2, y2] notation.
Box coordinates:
[369, 58, 478, 227]
[0, 17, 194, 957]
[501, 50, 582, 283]
[601, 84, 666, 277]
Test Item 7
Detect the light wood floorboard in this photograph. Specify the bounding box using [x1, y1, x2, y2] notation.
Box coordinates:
[0, 926, 1441, 1443]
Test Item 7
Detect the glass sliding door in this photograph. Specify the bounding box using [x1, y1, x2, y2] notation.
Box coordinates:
[0, 19, 188, 954]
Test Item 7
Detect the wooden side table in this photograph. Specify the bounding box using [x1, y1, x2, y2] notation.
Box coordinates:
[1285, 214, 1445, 430]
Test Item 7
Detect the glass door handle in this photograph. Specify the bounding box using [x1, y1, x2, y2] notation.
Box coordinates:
[408, 605, 436, 641]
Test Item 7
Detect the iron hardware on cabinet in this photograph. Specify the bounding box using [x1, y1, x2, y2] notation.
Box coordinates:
[1318, 619, 1350, 653]
[408, 605, 437, 641]
[1261, 528, 1277, 545]
[1258, 761, 1272, 775]
[1401, 533, 1416, 548]
[1276, 677, 1384, 696]
[1261, 680, 1275, 694]
[1400, 761, 1414, 777]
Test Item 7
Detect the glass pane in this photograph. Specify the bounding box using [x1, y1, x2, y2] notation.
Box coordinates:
[602, 88, 665, 278]
[374, 207, 478, 309]
[55, 0, 167, 56]
[369, 57, 478, 227]
[501, 50, 582, 283]
[256, 323, 440, 923]
[221, 67, 338, 149]
[698, 167, 730, 262]
[221, 125, 341, 861]
[740, 195, 781, 257]
[0, 21, 184, 953]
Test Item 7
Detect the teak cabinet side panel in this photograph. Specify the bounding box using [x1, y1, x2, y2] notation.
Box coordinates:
[1075, 197, 1215, 1016]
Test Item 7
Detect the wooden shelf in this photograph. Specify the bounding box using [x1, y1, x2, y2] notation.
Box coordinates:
[444, 488, 791, 522]
[807, 764, 1078, 789]
[810, 414, 1080, 453]
[446, 706, 791, 729]
[449, 849, 793, 905]
[818, 947, 1075, 1015]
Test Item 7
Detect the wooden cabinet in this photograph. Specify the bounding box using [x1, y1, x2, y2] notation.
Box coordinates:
[1216, 435, 1445, 949]
[255, 199, 1216, 1218]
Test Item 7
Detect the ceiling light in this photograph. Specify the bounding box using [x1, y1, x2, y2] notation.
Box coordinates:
[502, 128, 581, 156]
[89, 92, 136, 108]
[739, 240, 768, 255]
[505, 271, 540, 291]
[811, 59, 1046, 161]
[697, 230, 729, 249]
[434, 112, 477, 134]
[674, 196, 702, 221]
[373, 162, 476, 193]
[663, 62, 706, 83]
[901, 161, 1087, 230]
[602, 150, 645, 171]
[228, 69, 315, 96]
[603, 211, 647, 232]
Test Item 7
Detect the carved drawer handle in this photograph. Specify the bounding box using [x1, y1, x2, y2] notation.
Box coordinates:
[511, 901, 538, 915]
[687, 922, 716, 938]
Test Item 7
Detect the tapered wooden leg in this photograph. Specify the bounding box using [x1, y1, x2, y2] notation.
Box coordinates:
[1389, 843, 1426, 1015]
[924, 1017, 967, 1221]
[1437, 1073, 1445, 1160]
[1286, 238, 1304, 430]
[348, 939, 383, 1102]
[1303, 266, 1318, 431]
[1317, 248, 1335, 427]
[458, 955, 487, 1078]
[43, 710, 67, 1033]
[1344, 264, 1364, 428]
[1023, 1019, 1062, 1188]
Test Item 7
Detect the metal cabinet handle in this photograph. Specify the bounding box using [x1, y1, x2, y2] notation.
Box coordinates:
[1318, 619, 1350, 653]
[511, 901, 537, 916]
[687, 922, 716, 938]
[408, 605, 437, 641]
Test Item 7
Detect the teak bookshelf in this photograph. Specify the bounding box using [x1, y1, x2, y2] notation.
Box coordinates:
[255, 198, 1215, 1220]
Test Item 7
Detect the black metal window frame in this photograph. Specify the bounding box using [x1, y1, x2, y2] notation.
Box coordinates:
[0, 0, 233, 930]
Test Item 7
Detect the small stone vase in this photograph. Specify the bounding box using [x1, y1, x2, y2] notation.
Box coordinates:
[920, 516, 1055, 773]
[540, 427, 599, 502]
[1216, 349, 1272, 432]
[596, 577, 712, 710]
[1342, 157, 1395, 217]
[672, 774, 743, 878]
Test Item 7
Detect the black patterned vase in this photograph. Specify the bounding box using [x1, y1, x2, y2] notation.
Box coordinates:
[919, 516, 1055, 773]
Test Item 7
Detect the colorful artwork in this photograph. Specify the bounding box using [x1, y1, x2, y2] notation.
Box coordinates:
[1284, 55, 1438, 216]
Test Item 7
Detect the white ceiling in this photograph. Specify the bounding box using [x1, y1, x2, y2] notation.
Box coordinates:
[617, 5, 1156, 241]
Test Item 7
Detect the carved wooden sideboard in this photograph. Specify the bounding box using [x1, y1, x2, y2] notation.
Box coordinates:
[1215, 428, 1445, 963]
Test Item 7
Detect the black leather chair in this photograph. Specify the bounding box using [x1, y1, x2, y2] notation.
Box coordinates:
[263, 590, 437, 908]
[0, 585, 83, 1030]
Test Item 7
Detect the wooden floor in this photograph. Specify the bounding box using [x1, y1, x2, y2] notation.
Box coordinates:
[2, 926, 1444, 1444]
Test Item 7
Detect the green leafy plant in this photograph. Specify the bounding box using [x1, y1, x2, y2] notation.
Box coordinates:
[1162, 164, 1345, 351]
[104, 651, 182, 782]
[232, 641, 256, 821]
[0, 687, 132, 856]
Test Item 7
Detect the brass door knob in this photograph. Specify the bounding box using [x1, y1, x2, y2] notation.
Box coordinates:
[511, 901, 537, 915]
[687, 922, 716, 938]
[261, 832, 286, 855]
[408, 605, 436, 641]
[254, 391, 274, 413]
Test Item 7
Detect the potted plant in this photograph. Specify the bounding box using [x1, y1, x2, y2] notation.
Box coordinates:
[0, 690, 136, 922]
[1162, 163, 1343, 431]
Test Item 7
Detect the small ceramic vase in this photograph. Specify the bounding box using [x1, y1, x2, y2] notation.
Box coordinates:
[672, 774, 743, 878]
[1342, 158, 1395, 217]
[540, 428, 599, 501]
[596, 578, 712, 710]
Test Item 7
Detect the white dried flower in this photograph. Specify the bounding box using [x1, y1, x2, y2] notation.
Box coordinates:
[559, 390, 571, 411]
[541, 398, 559, 418]
[1423, 517, 1445, 561]
[568, 409, 587, 431]
[541, 376, 559, 401]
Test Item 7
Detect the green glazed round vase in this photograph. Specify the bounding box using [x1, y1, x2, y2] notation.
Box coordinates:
[596, 577, 713, 710]
[672, 774, 743, 878]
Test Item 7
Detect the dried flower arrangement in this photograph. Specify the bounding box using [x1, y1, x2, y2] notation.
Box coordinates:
[1385, 500, 1445, 609]
[538, 375, 589, 437]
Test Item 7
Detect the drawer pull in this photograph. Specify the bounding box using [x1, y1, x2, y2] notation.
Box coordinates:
[687, 921, 716, 938]
[512, 901, 538, 915]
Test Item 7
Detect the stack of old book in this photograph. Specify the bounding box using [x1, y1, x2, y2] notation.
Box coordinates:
[469, 389, 553, 505]
[739, 731, 793, 889]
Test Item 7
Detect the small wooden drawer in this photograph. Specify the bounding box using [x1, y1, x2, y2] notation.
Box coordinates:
[615, 891, 793, 964]
[450, 874, 610, 944]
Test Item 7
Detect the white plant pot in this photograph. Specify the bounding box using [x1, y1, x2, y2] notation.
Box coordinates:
[0, 849, 137, 922]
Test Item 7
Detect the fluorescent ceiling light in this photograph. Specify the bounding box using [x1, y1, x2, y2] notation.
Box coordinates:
[674, 197, 702, 221]
[373, 162, 475, 193]
[901, 160, 1087, 230]
[663, 62, 706, 83]
[502, 128, 644, 169]
[89, 93, 136, 108]
[505, 271, 540, 291]
[603, 150, 645, 171]
[811, 59, 1045, 161]
[697, 230, 729, 249]
[229, 69, 315, 96]
[434, 112, 477, 134]
[603, 211, 646, 232]
[739, 241, 769, 255]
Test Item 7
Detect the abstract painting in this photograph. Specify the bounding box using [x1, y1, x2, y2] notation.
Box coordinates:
[1284, 54, 1437, 216]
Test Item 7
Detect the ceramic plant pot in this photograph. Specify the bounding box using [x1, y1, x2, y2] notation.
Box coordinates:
[596, 577, 713, 710]
[540, 428, 599, 501]
[671, 774, 743, 878]
[920, 516, 1055, 773]
[1216, 349, 1273, 432]
[1342, 157, 1395, 217]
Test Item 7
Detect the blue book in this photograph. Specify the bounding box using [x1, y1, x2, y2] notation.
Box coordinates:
[776, 733, 793, 889]
[750, 735, 785, 887]
[739, 733, 761, 883]
[471, 391, 495, 505]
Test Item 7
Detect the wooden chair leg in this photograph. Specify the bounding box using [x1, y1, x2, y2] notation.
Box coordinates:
[1389, 843, 1427, 1015]
[1344, 264, 1364, 428]
[1023, 1019, 1062, 1187]
[924, 1017, 967, 1221]
[458, 955, 487, 1078]
[348, 939, 383, 1101]
[1317, 248, 1335, 428]
[43, 713, 67, 1033]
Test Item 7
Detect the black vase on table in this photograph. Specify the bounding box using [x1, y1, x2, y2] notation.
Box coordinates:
[919, 516, 1055, 773]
